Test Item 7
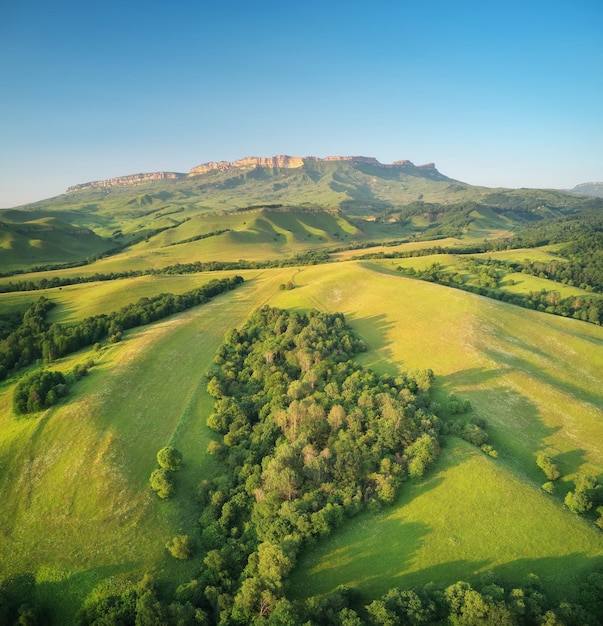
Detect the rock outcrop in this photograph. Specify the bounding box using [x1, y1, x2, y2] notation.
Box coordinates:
[66, 156, 441, 192]
[66, 172, 186, 193]
[188, 155, 437, 176]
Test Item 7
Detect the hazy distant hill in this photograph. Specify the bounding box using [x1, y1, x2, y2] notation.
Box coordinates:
[569, 181, 603, 197]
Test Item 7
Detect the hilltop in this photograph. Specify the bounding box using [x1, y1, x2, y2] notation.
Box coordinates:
[3, 154, 602, 274]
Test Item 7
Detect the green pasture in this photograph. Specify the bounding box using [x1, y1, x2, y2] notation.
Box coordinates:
[290, 438, 603, 600]
[501, 272, 599, 298]
[467, 246, 566, 264]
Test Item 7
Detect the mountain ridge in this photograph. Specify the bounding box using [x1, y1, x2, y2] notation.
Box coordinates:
[65, 155, 440, 193]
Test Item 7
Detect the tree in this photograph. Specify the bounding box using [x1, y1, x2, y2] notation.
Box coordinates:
[149, 468, 174, 499]
[565, 474, 598, 514]
[536, 451, 560, 481]
[157, 446, 183, 471]
[166, 535, 192, 559]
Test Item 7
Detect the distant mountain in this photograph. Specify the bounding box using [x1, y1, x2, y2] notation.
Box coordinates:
[2, 154, 602, 271]
[568, 182, 603, 198]
[66, 155, 446, 193]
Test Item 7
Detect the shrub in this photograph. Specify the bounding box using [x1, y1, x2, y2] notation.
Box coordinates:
[149, 468, 174, 499]
[157, 446, 183, 471]
[166, 535, 192, 560]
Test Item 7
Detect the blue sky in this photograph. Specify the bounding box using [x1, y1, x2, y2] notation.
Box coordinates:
[1, 0, 602, 207]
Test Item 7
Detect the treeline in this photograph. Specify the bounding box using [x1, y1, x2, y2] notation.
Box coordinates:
[0, 276, 243, 380]
[162, 228, 232, 248]
[0, 251, 330, 294]
[517, 233, 603, 293]
[398, 262, 603, 325]
[0, 270, 145, 293]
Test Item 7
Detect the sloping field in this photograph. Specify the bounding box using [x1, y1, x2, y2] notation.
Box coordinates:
[290, 438, 603, 599]
[1, 261, 602, 621]
[269, 262, 603, 596]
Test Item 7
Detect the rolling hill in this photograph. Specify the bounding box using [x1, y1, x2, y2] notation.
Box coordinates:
[2, 155, 602, 273]
[1, 155, 603, 624]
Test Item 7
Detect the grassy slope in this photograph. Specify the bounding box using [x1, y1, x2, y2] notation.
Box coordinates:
[1, 259, 602, 619]
[270, 263, 603, 597]
[291, 438, 603, 600]
[0, 269, 291, 622]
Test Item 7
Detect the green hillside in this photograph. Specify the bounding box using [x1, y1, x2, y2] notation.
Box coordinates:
[1, 158, 603, 624]
[3, 157, 601, 272]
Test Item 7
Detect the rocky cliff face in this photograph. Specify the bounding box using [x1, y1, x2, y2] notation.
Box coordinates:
[188, 155, 437, 176]
[66, 172, 186, 193]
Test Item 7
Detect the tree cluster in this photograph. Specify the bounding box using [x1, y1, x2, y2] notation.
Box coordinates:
[565, 474, 601, 515]
[190, 306, 441, 621]
[12, 369, 67, 414]
[150, 446, 183, 499]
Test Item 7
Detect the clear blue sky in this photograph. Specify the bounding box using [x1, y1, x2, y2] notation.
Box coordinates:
[1, 0, 602, 207]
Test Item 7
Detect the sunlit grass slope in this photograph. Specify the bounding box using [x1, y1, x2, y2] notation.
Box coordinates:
[290, 437, 603, 600]
[270, 262, 603, 596]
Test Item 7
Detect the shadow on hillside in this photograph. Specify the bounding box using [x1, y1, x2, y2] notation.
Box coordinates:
[389, 552, 603, 601]
[391, 557, 493, 591]
[438, 366, 514, 390]
[483, 341, 603, 411]
[555, 448, 589, 479]
[436, 365, 562, 477]
[291, 519, 431, 598]
[34, 561, 141, 623]
[346, 312, 397, 371]
[490, 552, 603, 599]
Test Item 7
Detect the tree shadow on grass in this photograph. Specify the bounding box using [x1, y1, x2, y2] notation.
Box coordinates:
[438, 366, 513, 390]
[375, 552, 603, 606]
[289, 519, 431, 600]
[438, 365, 561, 447]
[555, 448, 589, 479]
[34, 561, 142, 624]
[484, 346, 603, 410]
[490, 552, 603, 600]
[345, 312, 397, 372]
